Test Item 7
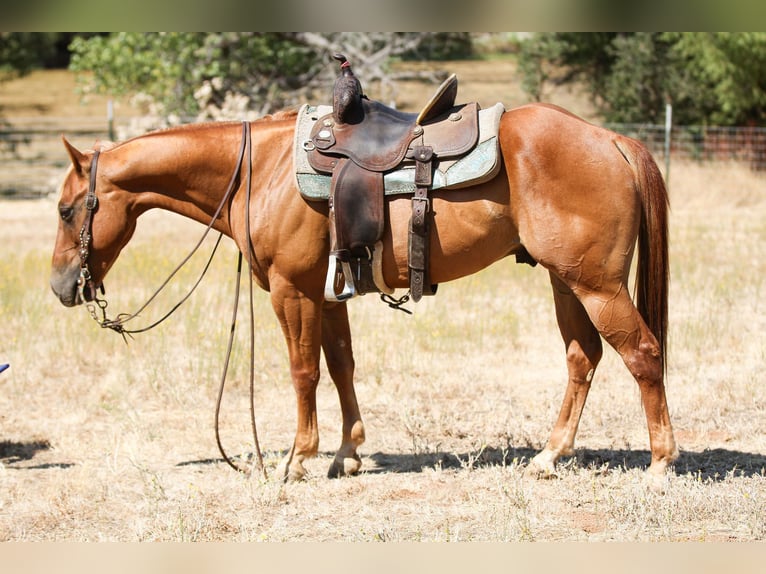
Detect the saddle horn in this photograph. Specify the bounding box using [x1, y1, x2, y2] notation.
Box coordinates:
[332, 53, 364, 124]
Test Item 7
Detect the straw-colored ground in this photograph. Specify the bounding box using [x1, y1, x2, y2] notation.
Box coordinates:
[0, 65, 764, 541]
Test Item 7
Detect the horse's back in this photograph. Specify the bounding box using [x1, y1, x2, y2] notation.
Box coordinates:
[501, 102, 633, 162]
[500, 102, 640, 212]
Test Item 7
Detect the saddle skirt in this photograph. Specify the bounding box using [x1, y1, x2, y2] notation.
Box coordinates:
[294, 101, 505, 202]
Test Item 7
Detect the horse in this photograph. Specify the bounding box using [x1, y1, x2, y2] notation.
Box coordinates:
[50, 102, 678, 484]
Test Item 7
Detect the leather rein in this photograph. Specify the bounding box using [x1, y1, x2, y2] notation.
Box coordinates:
[77, 121, 266, 478]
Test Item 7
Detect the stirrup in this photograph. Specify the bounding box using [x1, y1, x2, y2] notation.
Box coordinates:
[324, 254, 356, 302]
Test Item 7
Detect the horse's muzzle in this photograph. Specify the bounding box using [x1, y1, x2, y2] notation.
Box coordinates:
[50, 264, 84, 307]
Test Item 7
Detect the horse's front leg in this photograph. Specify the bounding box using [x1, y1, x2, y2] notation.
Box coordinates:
[270, 279, 323, 482]
[322, 301, 365, 478]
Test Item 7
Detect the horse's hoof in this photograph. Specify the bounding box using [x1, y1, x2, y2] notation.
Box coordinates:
[644, 457, 675, 493]
[276, 458, 307, 483]
[286, 469, 306, 482]
[524, 455, 558, 479]
[644, 469, 671, 494]
[327, 454, 362, 478]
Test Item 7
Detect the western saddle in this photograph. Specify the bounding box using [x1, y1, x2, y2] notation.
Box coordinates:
[306, 54, 480, 303]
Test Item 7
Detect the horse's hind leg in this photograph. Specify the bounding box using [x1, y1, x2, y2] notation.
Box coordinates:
[321, 302, 366, 478]
[527, 273, 603, 477]
[573, 284, 678, 480]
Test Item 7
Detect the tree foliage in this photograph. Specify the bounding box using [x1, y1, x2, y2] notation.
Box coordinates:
[69, 33, 323, 118]
[669, 32, 766, 125]
[0, 32, 62, 78]
[67, 32, 473, 120]
[518, 32, 766, 126]
[7, 32, 766, 127]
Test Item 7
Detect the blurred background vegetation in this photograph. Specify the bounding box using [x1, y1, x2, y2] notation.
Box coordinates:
[2, 32, 766, 126]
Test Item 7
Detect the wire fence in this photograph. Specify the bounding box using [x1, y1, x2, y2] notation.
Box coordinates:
[2, 116, 766, 199]
[606, 123, 766, 171]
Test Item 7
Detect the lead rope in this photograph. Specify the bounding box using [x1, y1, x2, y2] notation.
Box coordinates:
[82, 122, 265, 478]
[213, 122, 267, 479]
[244, 120, 266, 479]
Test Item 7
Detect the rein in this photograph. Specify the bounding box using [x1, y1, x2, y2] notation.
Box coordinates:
[78, 121, 266, 478]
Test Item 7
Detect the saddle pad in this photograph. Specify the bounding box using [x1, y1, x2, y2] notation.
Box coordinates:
[294, 102, 505, 201]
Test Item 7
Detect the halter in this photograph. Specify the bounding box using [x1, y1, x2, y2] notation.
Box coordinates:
[76, 122, 266, 478]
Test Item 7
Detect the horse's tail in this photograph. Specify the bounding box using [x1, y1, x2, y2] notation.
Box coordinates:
[618, 138, 670, 371]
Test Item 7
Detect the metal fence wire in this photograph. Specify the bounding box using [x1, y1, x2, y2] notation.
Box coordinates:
[2, 117, 766, 199]
[606, 123, 766, 171]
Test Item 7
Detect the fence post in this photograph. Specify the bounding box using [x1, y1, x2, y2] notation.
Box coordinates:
[664, 103, 672, 190]
[107, 99, 115, 141]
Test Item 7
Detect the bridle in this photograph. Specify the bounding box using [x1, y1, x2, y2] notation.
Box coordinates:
[75, 121, 266, 478]
[77, 148, 104, 309]
[76, 140, 231, 336]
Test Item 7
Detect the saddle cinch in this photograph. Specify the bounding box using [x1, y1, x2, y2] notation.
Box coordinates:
[304, 54, 492, 303]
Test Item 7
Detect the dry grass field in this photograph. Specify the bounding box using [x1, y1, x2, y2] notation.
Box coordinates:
[0, 64, 764, 542]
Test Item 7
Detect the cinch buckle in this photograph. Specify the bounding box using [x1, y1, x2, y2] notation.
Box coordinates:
[411, 195, 429, 210]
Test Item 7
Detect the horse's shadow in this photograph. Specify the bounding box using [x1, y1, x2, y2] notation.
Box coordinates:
[363, 445, 766, 482]
[6, 437, 762, 480]
[176, 445, 766, 482]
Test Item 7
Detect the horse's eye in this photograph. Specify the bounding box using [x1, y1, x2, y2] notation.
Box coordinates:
[59, 205, 74, 222]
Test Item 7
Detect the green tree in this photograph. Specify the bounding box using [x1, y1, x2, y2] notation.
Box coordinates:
[0, 32, 61, 78]
[1, 32, 69, 145]
[69, 33, 322, 118]
[518, 32, 766, 126]
[68, 32, 472, 121]
[668, 32, 766, 125]
[517, 33, 618, 107]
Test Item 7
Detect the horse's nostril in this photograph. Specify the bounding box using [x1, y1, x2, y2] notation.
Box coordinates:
[51, 282, 76, 307]
[50, 264, 82, 307]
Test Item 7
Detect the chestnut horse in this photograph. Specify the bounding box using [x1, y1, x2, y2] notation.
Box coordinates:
[50, 103, 678, 483]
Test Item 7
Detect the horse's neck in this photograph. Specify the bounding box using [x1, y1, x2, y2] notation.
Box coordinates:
[114, 124, 245, 229]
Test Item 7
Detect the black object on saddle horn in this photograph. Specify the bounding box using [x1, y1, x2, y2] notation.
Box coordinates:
[332, 53, 365, 124]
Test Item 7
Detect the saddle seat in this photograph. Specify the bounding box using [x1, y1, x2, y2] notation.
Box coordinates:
[308, 74, 477, 174]
[306, 54, 480, 303]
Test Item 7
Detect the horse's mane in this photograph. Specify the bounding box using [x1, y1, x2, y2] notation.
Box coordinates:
[262, 108, 300, 121]
[108, 107, 301, 148]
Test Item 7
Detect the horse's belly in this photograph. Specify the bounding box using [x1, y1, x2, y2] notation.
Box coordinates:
[382, 193, 519, 287]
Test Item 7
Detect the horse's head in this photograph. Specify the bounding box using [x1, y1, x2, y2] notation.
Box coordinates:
[50, 137, 137, 307]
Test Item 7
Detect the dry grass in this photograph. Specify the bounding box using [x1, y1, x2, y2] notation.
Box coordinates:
[0, 69, 138, 119]
[0, 68, 764, 542]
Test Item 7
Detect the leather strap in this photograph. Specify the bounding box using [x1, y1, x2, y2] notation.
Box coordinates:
[75, 149, 103, 305]
[409, 145, 437, 301]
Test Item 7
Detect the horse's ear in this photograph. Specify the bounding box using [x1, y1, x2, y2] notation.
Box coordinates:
[61, 136, 88, 176]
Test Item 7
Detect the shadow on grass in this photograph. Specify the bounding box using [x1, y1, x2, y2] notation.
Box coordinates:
[175, 446, 766, 482]
[176, 447, 766, 482]
[0, 439, 52, 463]
[1, 439, 76, 469]
[176, 450, 289, 469]
[365, 446, 766, 481]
